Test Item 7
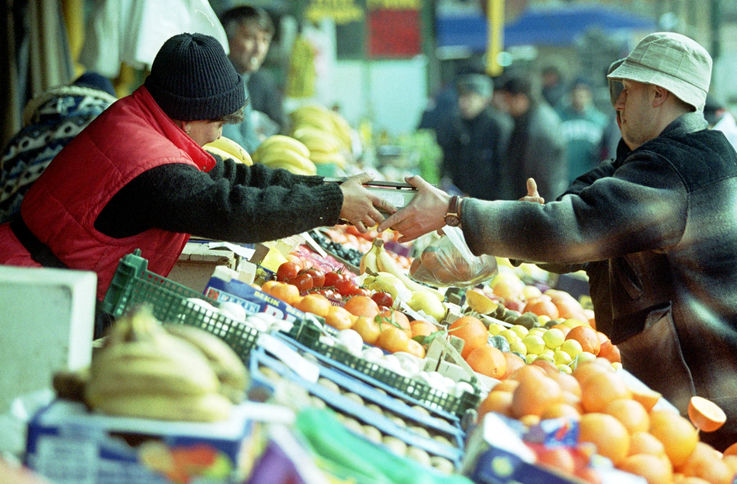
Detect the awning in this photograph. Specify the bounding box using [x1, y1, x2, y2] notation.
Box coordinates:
[436, 4, 656, 51]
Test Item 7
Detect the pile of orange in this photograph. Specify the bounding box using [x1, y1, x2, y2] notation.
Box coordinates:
[477, 357, 737, 484]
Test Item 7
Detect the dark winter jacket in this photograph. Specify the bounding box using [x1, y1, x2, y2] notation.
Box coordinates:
[461, 112, 737, 450]
[439, 107, 513, 200]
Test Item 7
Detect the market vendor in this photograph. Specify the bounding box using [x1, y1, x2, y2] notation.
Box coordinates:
[0, 33, 391, 314]
[379, 32, 737, 451]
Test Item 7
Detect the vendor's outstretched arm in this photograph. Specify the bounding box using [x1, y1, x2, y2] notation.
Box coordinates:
[377, 175, 450, 242]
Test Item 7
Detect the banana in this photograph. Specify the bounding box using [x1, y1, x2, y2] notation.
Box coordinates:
[257, 135, 310, 159]
[164, 324, 249, 403]
[92, 392, 232, 422]
[327, 110, 354, 151]
[205, 137, 253, 165]
[292, 127, 342, 153]
[205, 146, 239, 163]
[359, 243, 379, 275]
[258, 148, 316, 175]
[364, 271, 408, 301]
[310, 151, 346, 168]
[261, 160, 316, 176]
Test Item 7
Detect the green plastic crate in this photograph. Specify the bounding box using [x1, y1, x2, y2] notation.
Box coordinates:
[286, 322, 481, 418]
[101, 250, 259, 361]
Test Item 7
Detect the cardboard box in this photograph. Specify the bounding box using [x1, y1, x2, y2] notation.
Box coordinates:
[25, 399, 292, 484]
[168, 242, 237, 293]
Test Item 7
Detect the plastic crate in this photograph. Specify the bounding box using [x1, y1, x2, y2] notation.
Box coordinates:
[101, 250, 259, 361]
[284, 322, 481, 418]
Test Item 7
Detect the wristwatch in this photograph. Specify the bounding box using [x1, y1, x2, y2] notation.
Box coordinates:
[444, 195, 463, 227]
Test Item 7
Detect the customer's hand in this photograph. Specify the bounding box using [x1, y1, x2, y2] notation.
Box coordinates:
[339, 173, 395, 233]
[377, 175, 450, 242]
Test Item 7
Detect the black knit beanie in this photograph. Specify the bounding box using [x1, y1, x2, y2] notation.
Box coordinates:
[145, 33, 245, 121]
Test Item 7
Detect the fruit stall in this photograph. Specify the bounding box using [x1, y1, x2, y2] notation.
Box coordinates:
[2, 112, 736, 484]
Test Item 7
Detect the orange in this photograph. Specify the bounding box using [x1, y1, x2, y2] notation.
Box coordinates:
[511, 366, 563, 418]
[377, 326, 410, 353]
[603, 398, 650, 434]
[619, 453, 673, 484]
[649, 409, 699, 468]
[630, 386, 662, 412]
[377, 308, 411, 335]
[580, 369, 631, 413]
[353, 315, 381, 345]
[677, 442, 732, 484]
[260, 280, 280, 293]
[502, 351, 526, 378]
[493, 379, 519, 393]
[447, 315, 488, 358]
[723, 441, 737, 457]
[478, 390, 514, 419]
[324, 305, 355, 330]
[343, 295, 380, 319]
[540, 402, 581, 421]
[578, 412, 630, 466]
[628, 431, 666, 457]
[721, 455, 737, 475]
[404, 339, 426, 359]
[268, 282, 301, 306]
[550, 371, 582, 398]
[524, 295, 559, 319]
[550, 323, 572, 337]
[687, 396, 726, 433]
[566, 325, 601, 355]
[295, 293, 331, 317]
[466, 345, 506, 379]
[410, 320, 438, 339]
[572, 359, 613, 385]
[597, 339, 621, 364]
[551, 294, 588, 322]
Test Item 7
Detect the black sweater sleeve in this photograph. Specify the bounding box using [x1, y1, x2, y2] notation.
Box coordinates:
[95, 157, 343, 242]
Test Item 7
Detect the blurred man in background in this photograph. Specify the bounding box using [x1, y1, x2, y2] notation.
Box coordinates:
[704, 93, 737, 151]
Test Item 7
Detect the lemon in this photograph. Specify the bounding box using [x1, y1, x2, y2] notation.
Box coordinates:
[522, 334, 546, 354]
[528, 327, 546, 337]
[510, 324, 529, 338]
[554, 349, 573, 366]
[557, 364, 573, 374]
[575, 351, 597, 367]
[537, 349, 555, 362]
[559, 339, 583, 358]
[488, 322, 505, 336]
[509, 339, 527, 356]
[499, 329, 520, 343]
[542, 328, 565, 349]
[563, 318, 586, 328]
[537, 314, 551, 325]
[525, 353, 538, 364]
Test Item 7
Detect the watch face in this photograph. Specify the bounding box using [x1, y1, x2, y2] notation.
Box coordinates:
[445, 215, 461, 227]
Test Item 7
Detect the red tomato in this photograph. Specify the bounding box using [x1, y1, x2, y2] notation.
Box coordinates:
[291, 273, 313, 294]
[371, 292, 394, 309]
[277, 262, 300, 282]
[305, 269, 325, 288]
[335, 277, 360, 297]
[324, 271, 344, 288]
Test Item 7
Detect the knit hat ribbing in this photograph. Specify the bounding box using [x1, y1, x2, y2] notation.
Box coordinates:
[145, 33, 245, 121]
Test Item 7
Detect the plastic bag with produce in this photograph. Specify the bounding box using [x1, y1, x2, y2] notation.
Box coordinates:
[409, 226, 497, 287]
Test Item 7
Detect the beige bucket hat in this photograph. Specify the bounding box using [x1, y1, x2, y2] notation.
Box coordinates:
[607, 32, 712, 111]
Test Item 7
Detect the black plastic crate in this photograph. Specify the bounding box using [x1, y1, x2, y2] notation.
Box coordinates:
[101, 250, 259, 361]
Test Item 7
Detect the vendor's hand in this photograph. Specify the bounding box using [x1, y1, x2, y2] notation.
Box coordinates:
[377, 175, 450, 242]
[519, 177, 545, 204]
[339, 173, 395, 233]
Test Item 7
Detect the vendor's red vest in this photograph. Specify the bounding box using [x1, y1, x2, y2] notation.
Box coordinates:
[0, 87, 215, 301]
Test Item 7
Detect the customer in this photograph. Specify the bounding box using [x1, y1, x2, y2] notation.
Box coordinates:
[220, 5, 278, 152]
[557, 78, 608, 182]
[704, 93, 737, 152]
[379, 32, 737, 451]
[495, 73, 567, 201]
[438, 74, 512, 200]
[0, 33, 390, 311]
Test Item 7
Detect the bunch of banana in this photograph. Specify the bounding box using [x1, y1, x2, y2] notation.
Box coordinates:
[204, 136, 253, 165]
[84, 305, 247, 422]
[251, 134, 316, 175]
[288, 104, 355, 169]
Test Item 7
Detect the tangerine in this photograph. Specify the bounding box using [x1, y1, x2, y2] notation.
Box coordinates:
[377, 326, 410, 353]
[268, 282, 301, 306]
[677, 442, 732, 484]
[448, 315, 488, 358]
[628, 431, 666, 457]
[630, 386, 662, 412]
[377, 308, 411, 335]
[580, 369, 631, 413]
[295, 293, 331, 317]
[566, 325, 601, 355]
[540, 402, 581, 421]
[502, 352, 526, 377]
[649, 409, 699, 468]
[324, 305, 355, 330]
[511, 366, 563, 418]
[410, 320, 438, 339]
[353, 315, 381, 345]
[603, 398, 650, 434]
[687, 396, 727, 433]
[524, 295, 560, 319]
[578, 412, 630, 466]
[343, 295, 380, 319]
[478, 390, 514, 419]
[404, 339, 426, 359]
[466, 345, 507, 379]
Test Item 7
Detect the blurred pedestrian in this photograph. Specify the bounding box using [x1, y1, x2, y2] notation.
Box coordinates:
[495, 73, 568, 201]
[557, 78, 608, 182]
[704, 93, 737, 151]
[541, 65, 567, 109]
[437, 74, 513, 200]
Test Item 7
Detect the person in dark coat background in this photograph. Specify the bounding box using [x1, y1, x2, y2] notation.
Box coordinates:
[437, 74, 513, 200]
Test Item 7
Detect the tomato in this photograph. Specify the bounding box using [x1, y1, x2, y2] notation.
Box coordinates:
[276, 262, 300, 282]
[323, 271, 344, 288]
[371, 291, 394, 309]
[335, 277, 360, 297]
[290, 273, 313, 294]
[305, 269, 325, 288]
